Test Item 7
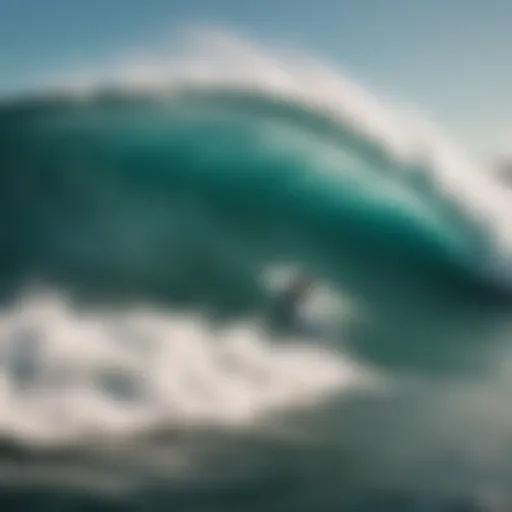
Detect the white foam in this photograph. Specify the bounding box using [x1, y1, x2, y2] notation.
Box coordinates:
[0, 290, 368, 446]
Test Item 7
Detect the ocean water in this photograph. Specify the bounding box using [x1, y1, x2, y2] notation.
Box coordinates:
[2, 30, 512, 511]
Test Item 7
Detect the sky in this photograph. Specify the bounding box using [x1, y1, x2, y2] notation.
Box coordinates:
[2, 0, 512, 155]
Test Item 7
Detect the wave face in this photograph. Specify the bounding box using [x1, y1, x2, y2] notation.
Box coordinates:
[2, 29, 512, 510]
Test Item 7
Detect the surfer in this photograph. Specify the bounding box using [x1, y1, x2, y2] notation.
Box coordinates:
[271, 271, 314, 331]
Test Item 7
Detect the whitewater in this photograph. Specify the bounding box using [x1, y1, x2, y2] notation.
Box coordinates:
[2, 27, 512, 510]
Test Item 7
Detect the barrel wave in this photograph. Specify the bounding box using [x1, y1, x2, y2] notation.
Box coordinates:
[0, 88, 504, 301]
[2, 30, 512, 510]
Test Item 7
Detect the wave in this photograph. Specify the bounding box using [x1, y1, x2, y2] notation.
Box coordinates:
[0, 26, 511, 407]
[3, 28, 512, 509]
[1, 29, 511, 374]
[2, 29, 512, 303]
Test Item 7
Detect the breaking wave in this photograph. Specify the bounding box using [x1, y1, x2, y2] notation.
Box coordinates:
[2, 27, 512, 510]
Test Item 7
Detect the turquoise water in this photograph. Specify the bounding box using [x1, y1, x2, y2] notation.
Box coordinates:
[2, 50, 512, 510]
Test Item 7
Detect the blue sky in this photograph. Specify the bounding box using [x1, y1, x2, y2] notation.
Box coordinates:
[2, 0, 511, 154]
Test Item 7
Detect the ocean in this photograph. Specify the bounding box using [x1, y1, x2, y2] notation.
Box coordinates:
[1, 30, 512, 511]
